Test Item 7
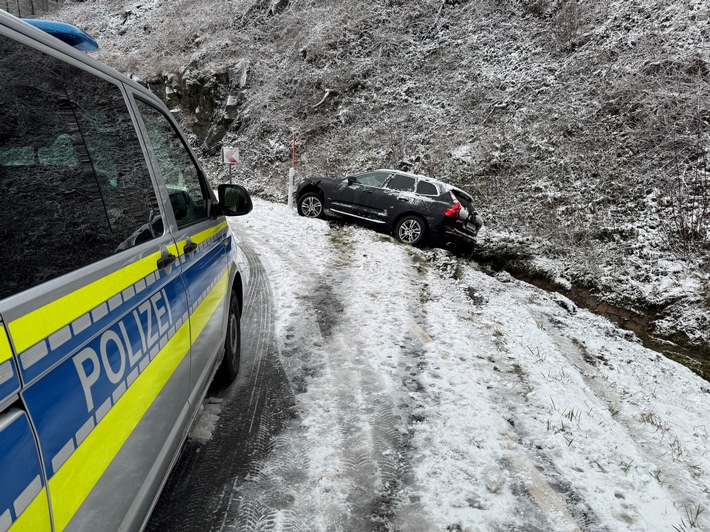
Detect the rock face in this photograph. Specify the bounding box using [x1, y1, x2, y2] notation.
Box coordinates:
[269, 0, 289, 15]
[145, 59, 249, 154]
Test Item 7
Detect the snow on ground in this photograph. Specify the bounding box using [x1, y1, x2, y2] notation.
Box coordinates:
[222, 198, 710, 531]
[188, 397, 223, 444]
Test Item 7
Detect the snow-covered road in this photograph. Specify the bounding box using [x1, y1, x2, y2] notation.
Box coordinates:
[151, 198, 710, 531]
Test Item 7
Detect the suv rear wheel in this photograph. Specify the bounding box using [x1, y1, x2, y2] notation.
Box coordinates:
[395, 215, 427, 246]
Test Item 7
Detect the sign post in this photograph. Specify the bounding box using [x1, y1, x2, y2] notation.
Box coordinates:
[221, 147, 240, 183]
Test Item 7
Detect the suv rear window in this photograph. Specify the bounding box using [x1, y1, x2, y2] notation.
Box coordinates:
[451, 189, 475, 211]
[0, 35, 161, 299]
[416, 180, 439, 196]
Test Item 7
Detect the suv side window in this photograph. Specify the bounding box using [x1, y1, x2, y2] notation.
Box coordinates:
[135, 100, 208, 228]
[0, 35, 162, 300]
[386, 174, 416, 192]
[416, 180, 439, 196]
[354, 171, 391, 188]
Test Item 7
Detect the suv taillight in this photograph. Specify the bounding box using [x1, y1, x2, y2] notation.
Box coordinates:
[443, 202, 461, 218]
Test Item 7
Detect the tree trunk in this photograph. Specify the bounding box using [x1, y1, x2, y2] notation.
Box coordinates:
[5, 0, 62, 17]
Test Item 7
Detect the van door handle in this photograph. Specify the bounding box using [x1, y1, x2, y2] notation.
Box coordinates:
[183, 240, 197, 254]
[157, 253, 177, 270]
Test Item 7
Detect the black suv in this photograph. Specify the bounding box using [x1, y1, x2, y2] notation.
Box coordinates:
[296, 169, 483, 247]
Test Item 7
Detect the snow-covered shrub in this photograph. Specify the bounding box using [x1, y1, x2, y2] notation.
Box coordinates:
[665, 161, 709, 254]
[552, 0, 584, 51]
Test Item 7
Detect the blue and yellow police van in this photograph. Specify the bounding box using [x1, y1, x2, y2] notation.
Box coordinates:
[0, 11, 252, 531]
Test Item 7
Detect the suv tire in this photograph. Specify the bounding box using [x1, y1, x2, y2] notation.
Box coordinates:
[297, 193, 324, 218]
[395, 215, 427, 246]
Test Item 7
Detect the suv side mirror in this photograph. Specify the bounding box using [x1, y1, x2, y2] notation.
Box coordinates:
[218, 184, 253, 216]
[347, 176, 356, 185]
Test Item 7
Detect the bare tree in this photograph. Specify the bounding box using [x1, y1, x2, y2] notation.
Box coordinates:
[5, 0, 62, 17]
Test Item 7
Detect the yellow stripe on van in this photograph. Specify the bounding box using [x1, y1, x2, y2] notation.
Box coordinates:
[191, 267, 230, 340]
[48, 270, 229, 531]
[8, 246, 178, 355]
[9, 488, 51, 532]
[0, 325, 12, 364]
[193, 221, 227, 245]
[49, 322, 190, 531]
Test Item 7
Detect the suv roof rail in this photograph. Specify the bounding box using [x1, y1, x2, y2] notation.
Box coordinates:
[21, 19, 98, 52]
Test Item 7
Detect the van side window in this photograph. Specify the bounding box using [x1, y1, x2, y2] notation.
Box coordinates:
[0, 35, 162, 299]
[135, 101, 208, 228]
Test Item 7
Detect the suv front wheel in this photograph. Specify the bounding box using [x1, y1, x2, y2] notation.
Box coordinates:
[297, 193, 324, 218]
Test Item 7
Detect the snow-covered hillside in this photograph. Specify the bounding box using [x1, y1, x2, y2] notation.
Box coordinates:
[49, 0, 709, 361]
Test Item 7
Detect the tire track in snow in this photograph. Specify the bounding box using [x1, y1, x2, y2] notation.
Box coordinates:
[146, 237, 296, 532]
[468, 299, 607, 531]
[217, 221, 418, 531]
[524, 293, 710, 528]
[413, 254, 703, 530]
[401, 250, 606, 531]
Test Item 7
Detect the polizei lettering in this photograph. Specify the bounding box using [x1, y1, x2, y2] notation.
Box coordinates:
[73, 288, 174, 413]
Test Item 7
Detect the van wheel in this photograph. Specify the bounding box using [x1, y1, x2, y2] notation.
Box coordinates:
[219, 292, 241, 383]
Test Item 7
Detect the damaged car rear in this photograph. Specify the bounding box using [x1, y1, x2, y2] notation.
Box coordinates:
[296, 169, 483, 248]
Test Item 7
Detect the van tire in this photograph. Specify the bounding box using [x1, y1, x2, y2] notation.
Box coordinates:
[219, 291, 241, 383]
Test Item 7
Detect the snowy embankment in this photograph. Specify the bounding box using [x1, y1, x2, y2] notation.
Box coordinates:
[222, 198, 709, 531]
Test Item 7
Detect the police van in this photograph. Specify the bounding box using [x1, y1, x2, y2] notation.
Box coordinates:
[0, 11, 253, 531]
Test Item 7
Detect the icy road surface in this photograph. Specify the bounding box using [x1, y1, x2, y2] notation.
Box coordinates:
[148, 198, 710, 531]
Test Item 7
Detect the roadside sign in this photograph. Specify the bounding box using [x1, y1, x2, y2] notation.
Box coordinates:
[221, 147, 239, 165]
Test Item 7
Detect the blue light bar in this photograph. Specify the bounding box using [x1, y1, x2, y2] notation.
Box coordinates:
[21, 19, 98, 52]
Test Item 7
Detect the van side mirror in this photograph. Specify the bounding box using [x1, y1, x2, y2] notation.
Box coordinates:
[218, 184, 253, 216]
